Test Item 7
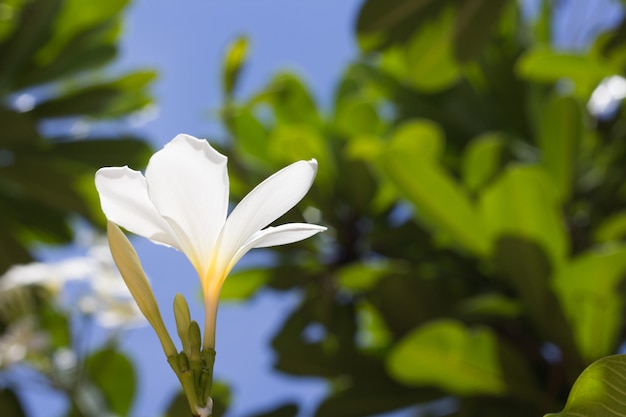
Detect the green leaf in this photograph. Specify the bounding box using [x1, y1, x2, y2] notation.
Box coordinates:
[31, 71, 155, 119]
[461, 132, 506, 193]
[553, 246, 626, 362]
[315, 378, 440, 417]
[31, 86, 122, 118]
[222, 36, 249, 98]
[387, 319, 538, 399]
[458, 293, 522, 319]
[227, 107, 270, 163]
[35, 0, 128, 64]
[355, 0, 443, 51]
[0, 388, 27, 417]
[86, 348, 135, 416]
[516, 47, 616, 98]
[381, 121, 489, 256]
[0, 0, 29, 44]
[268, 124, 334, 189]
[545, 355, 626, 417]
[49, 136, 152, 168]
[0, 0, 63, 93]
[334, 97, 383, 137]
[336, 261, 396, 292]
[536, 95, 582, 202]
[454, 0, 510, 62]
[258, 72, 320, 127]
[220, 269, 269, 301]
[479, 165, 568, 269]
[403, 7, 461, 92]
[594, 211, 626, 243]
[453, 0, 511, 62]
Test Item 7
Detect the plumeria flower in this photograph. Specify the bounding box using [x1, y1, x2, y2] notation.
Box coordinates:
[95, 134, 325, 349]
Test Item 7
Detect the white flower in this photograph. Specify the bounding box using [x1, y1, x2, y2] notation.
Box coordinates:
[95, 134, 325, 348]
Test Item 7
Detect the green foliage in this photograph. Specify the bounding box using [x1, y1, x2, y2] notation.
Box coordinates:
[4, 0, 626, 416]
[546, 355, 626, 417]
[0, 0, 154, 273]
[215, 1, 626, 416]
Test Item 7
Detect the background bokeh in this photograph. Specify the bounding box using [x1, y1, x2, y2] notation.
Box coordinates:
[2, 1, 626, 417]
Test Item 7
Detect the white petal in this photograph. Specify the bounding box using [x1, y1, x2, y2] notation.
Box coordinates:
[243, 223, 327, 249]
[230, 223, 326, 271]
[218, 159, 318, 267]
[145, 134, 229, 276]
[95, 167, 179, 248]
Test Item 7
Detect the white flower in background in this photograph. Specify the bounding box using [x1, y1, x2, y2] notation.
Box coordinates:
[95, 134, 326, 348]
[588, 75, 626, 117]
[0, 318, 48, 368]
[0, 239, 145, 329]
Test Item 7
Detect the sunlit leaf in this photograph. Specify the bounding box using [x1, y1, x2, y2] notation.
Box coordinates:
[0, 0, 62, 92]
[387, 319, 539, 399]
[516, 47, 616, 97]
[404, 7, 461, 92]
[536, 94, 582, 202]
[220, 269, 269, 301]
[86, 348, 135, 416]
[461, 132, 506, 193]
[545, 355, 626, 417]
[222, 36, 249, 98]
[381, 121, 489, 256]
[337, 261, 395, 292]
[334, 97, 383, 137]
[479, 165, 568, 269]
[35, 0, 128, 64]
[594, 211, 626, 243]
[553, 246, 626, 362]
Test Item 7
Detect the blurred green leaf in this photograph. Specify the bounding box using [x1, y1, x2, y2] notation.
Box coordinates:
[387, 319, 538, 398]
[516, 47, 616, 97]
[381, 121, 489, 256]
[404, 7, 461, 92]
[0, 0, 62, 93]
[594, 211, 626, 243]
[453, 0, 511, 62]
[86, 348, 135, 416]
[0, 388, 27, 417]
[337, 261, 396, 292]
[458, 293, 522, 319]
[553, 246, 626, 362]
[545, 355, 626, 417]
[258, 72, 320, 126]
[334, 97, 383, 137]
[0, 0, 28, 43]
[268, 124, 334, 189]
[222, 36, 249, 98]
[461, 132, 506, 193]
[31, 71, 155, 119]
[355, 0, 449, 51]
[227, 107, 270, 163]
[536, 95, 582, 202]
[479, 165, 568, 269]
[48, 136, 152, 168]
[36, 0, 127, 64]
[220, 268, 269, 301]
